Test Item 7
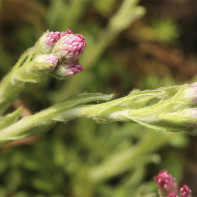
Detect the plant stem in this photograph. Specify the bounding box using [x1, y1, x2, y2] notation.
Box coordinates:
[0, 93, 113, 143]
[0, 48, 34, 114]
[0, 83, 196, 143]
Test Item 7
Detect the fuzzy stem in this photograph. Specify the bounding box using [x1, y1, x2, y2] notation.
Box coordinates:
[0, 93, 114, 143]
[0, 48, 35, 114]
[0, 83, 196, 143]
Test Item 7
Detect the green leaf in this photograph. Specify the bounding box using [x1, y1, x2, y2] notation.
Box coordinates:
[0, 108, 21, 130]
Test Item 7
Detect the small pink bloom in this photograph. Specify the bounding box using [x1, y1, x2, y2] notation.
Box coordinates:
[53, 32, 86, 62]
[168, 192, 179, 197]
[154, 169, 179, 196]
[180, 185, 192, 197]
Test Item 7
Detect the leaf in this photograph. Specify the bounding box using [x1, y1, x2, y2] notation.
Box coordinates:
[53, 93, 114, 122]
[0, 108, 21, 130]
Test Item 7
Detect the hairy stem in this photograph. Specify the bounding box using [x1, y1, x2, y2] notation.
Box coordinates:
[0, 83, 196, 143]
[0, 48, 35, 114]
[0, 93, 113, 143]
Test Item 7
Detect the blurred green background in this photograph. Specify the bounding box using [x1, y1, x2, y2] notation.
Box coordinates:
[0, 0, 197, 196]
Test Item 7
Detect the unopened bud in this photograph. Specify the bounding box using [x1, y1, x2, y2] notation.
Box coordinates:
[39, 31, 61, 53]
[180, 185, 192, 197]
[178, 83, 197, 104]
[53, 32, 86, 62]
[32, 54, 58, 71]
[52, 61, 83, 78]
[158, 108, 197, 133]
[154, 169, 179, 196]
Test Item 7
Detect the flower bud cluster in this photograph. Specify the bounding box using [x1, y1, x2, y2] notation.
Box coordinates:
[32, 29, 86, 78]
[154, 169, 192, 197]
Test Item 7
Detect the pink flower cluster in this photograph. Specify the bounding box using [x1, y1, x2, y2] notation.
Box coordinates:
[154, 169, 192, 197]
[38, 29, 86, 76]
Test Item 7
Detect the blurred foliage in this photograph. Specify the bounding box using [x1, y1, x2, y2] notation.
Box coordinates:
[0, 0, 197, 196]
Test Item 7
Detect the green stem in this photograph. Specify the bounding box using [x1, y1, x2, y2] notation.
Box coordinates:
[0, 47, 39, 114]
[0, 50, 31, 114]
[0, 83, 195, 143]
[0, 93, 113, 143]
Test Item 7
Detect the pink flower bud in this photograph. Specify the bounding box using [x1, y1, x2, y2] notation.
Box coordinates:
[43, 54, 59, 69]
[32, 54, 58, 71]
[53, 32, 86, 62]
[154, 169, 179, 196]
[168, 192, 179, 197]
[53, 61, 83, 78]
[39, 31, 61, 53]
[68, 63, 83, 75]
[180, 185, 192, 197]
[61, 29, 73, 37]
[46, 32, 61, 46]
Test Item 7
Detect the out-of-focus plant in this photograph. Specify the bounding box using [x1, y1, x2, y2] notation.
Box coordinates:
[131, 17, 180, 44]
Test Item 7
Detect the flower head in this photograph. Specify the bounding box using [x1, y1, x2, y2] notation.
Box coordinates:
[53, 32, 86, 62]
[180, 185, 192, 197]
[154, 169, 179, 196]
[36, 29, 86, 78]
